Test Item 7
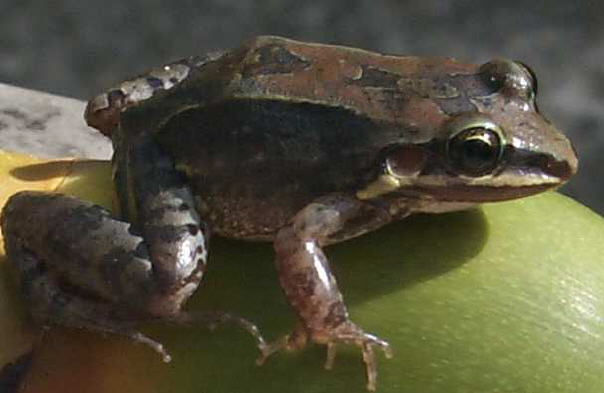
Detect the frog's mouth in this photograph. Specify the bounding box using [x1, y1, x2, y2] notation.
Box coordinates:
[390, 182, 557, 203]
[358, 176, 560, 203]
[398, 156, 573, 202]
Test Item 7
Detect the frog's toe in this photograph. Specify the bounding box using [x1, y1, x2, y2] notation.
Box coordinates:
[172, 310, 268, 354]
[256, 322, 391, 391]
[320, 321, 392, 391]
[255, 323, 311, 366]
[125, 330, 172, 362]
[255, 335, 288, 366]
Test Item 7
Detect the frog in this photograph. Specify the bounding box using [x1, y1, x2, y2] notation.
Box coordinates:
[0, 36, 578, 391]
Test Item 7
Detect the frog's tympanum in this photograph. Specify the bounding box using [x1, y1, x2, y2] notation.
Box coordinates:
[1, 36, 577, 390]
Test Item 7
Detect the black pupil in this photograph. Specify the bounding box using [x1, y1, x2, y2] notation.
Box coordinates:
[463, 138, 493, 164]
[448, 128, 501, 176]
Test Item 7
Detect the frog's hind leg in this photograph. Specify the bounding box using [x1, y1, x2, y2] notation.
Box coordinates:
[0, 136, 266, 360]
[4, 238, 172, 361]
[118, 136, 267, 350]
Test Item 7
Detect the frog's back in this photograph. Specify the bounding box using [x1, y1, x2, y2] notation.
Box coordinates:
[97, 35, 479, 137]
[200, 36, 477, 123]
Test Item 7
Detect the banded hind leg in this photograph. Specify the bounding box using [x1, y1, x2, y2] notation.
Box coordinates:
[0, 136, 266, 359]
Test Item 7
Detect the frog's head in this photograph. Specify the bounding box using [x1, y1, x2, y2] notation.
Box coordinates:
[357, 59, 578, 204]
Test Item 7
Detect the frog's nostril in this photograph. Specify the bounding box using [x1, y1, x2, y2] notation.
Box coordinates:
[515, 150, 577, 182]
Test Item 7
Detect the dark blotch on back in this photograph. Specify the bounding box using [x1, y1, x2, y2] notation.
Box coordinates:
[349, 65, 401, 89]
[432, 72, 500, 115]
[242, 44, 310, 77]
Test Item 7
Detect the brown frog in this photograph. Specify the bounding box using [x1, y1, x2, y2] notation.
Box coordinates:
[0, 36, 577, 390]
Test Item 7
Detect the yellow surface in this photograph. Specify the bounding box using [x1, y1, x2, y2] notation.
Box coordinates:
[0, 151, 74, 248]
[0, 151, 75, 366]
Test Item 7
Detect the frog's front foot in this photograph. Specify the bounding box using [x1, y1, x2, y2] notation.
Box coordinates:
[257, 321, 392, 391]
[267, 195, 394, 390]
[321, 321, 393, 375]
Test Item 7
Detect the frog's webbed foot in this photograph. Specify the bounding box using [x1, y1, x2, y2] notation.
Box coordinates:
[268, 195, 394, 391]
[170, 311, 268, 355]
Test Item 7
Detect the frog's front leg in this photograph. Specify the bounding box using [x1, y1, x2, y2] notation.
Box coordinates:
[0, 137, 265, 360]
[261, 195, 395, 391]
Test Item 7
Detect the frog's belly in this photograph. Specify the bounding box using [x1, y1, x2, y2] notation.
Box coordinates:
[191, 183, 304, 241]
[186, 163, 344, 241]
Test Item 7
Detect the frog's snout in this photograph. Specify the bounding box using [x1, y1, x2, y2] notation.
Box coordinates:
[551, 134, 579, 182]
[541, 153, 578, 182]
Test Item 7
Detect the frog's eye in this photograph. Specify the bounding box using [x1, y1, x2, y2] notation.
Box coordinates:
[446, 120, 504, 177]
[479, 59, 537, 100]
[514, 61, 538, 96]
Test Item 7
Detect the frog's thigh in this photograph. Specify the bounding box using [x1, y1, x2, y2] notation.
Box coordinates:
[119, 136, 208, 301]
[2, 191, 161, 311]
[2, 183, 206, 319]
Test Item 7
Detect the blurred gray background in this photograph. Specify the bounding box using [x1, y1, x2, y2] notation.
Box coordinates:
[1, 0, 602, 214]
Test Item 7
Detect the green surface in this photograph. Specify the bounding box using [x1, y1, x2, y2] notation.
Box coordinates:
[147, 192, 604, 393]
